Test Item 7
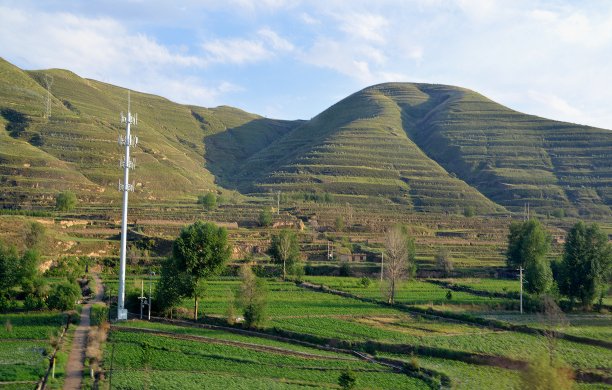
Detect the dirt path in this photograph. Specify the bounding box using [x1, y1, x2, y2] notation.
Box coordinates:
[63, 273, 104, 390]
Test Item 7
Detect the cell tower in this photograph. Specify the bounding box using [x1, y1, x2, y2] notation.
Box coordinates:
[44, 74, 53, 119]
[117, 91, 138, 320]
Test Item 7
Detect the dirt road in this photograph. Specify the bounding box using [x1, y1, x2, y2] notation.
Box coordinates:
[63, 273, 104, 390]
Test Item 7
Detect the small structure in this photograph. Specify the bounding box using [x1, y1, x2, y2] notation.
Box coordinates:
[338, 253, 367, 262]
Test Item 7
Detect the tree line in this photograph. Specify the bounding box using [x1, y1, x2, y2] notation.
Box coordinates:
[506, 219, 611, 310]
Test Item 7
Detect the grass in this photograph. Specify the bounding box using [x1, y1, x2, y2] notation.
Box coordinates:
[0, 313, 68, 385]
[383, 354, 521, 390]
[3, 58, 609, 216]
[303, 276, 515, 307]
[104, 325, 429, 389]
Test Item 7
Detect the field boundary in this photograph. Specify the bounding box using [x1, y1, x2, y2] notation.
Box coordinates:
[298, 281, 612, 350]
[117, 314, 452, 389]
[36, 317, 70, 390]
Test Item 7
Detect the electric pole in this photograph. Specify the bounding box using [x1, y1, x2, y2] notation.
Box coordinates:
[277, 191, 281, 215]
[138, 280, 146, 319]
[117, 91, 138, 321]
[518, 266, 524, 314]
[380, 252, 384, 282]
[148, 270, 155, 320]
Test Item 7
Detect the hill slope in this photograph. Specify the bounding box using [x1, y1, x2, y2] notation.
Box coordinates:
[0, 58, 610, 217]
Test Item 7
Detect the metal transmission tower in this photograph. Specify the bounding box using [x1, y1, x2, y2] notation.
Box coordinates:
[44, 74, 53, 119]
[117, 91, 138, 320]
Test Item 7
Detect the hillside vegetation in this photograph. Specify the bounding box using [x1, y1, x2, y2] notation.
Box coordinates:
[0, 58, 610, 217]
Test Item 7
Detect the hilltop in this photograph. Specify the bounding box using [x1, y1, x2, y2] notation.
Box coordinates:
[0, 58, 610, 217]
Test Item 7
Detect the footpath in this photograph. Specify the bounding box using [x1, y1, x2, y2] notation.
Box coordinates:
[63, 273, 104, 390]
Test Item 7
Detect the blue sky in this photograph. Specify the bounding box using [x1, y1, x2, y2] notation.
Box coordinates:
[1, 0, 611, 129]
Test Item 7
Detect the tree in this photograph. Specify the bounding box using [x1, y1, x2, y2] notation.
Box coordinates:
[557, 222, 611, 309]
[383, 226, 416, 304]
[520, 353, 574, 390]
[55, 190, 77, 212]
[0, 244, 19, 294]
[259, 208, 273, 227]
[47, 281, 81, 311]
[24, 221, 46, 249]
[197, 193, 217, 211]
[173, 221, 232, 320]
[506, 219, 552, 294]
[155, 257, 191, 318]
[18, 249, 43, 296]
[269, 229, 300, 280]
[506, 219, 550, 269]
[338, 370, 356, 390]
[435, 248, 453, 277]
[335, 215, 344, 232]
[236, 265, 267, 328]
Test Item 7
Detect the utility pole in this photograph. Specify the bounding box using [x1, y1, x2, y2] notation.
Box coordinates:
[117, 91, 138, 321]
[148, 271, 155, 320]
[277, 191, 280, 215]
[380, 252, 384, 282]
[518, 266, 524, 314]
[138, 280, 146, 320]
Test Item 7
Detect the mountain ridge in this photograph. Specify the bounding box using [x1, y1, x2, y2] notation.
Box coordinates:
[0, 58, 610, 217]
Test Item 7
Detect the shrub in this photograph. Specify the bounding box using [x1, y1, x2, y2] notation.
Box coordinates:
[197, 193, 217, 211]
[47, 281, 81, 311]
[24, 294, 47, 311]
[338, 370, 356, 390]
[258, 208, 273, 227]
[358, 277, 371, 288]
[24, 221, 46, 249]
[463, 206, 475, 217]
[339, 262, 351, 277]
[90, 303, 109, 326]
[56, 191, 77, 212]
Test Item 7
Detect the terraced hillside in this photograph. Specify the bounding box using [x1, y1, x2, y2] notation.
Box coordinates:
[218, 84, 500, 213]
[1, 58, 610, 217]
[214, 83, 611, 216]
[399, 84, 612, 217]
[0, 58, 292, 207]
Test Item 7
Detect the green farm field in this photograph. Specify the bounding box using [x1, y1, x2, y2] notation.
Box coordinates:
[104, 323, 429, 389]
[0, 313, 71, 389]
[95, 275, 612, 389]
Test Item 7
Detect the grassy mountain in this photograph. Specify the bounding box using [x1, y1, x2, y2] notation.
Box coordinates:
[0, 58, 610, 217]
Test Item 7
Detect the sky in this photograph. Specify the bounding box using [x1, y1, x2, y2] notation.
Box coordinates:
[1, 0, 611, 129]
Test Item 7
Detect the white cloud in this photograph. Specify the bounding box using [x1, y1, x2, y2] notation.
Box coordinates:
[337, 13, 389, 44]
[300, 12, 320, 25]
[202, 27, 294, 64]
[203, 39, 270, 65]
[0, 5, 237, 107]
[258, 27, 294, 51]
[527, 90, 584, 122]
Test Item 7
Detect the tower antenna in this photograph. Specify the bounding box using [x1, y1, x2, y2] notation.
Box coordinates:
[117, 90, 138, 321]
[44, 74, 53, 119]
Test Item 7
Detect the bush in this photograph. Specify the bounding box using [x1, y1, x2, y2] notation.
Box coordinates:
[24, 294, 47, 311]
[90, 303, 109, 326]
[56, 191, 77, 212]
[24, 222, 46, 250]
[197, 193, 217, 211]
[339, 262, 351, 277]
[358, 277, 371, 288]
[47, 281, 81, 311]
[259, 208, 273, 227]
[338, 370, 356, 390]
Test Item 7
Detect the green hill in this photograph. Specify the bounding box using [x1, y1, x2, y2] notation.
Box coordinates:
[0, 58, 610, 217]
